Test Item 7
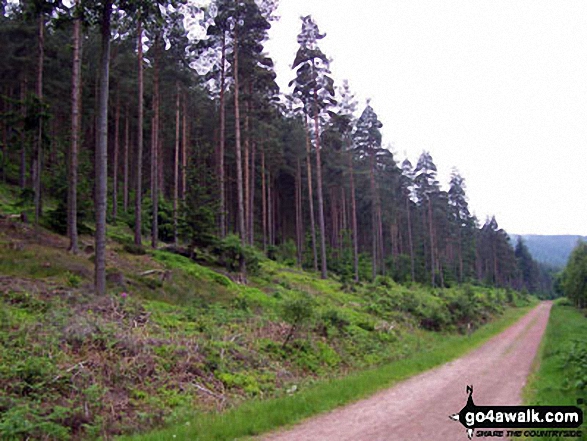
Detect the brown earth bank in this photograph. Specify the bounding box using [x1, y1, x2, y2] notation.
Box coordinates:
[262, 302, 552, 441]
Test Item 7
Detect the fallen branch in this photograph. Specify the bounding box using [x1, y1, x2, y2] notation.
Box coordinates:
[193, 382, 225, 402]
[50, 360, 87, 383]
[139, 269, 172, 282]
[139, 269, 165, 276]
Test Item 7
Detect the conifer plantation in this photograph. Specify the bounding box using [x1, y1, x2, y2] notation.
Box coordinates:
[0, 1, 559, 439]
[0, 0, 553, 291]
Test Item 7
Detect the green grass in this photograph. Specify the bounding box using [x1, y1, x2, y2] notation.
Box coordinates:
[519, 300, 587, 441]
[119, 304, 535, 441]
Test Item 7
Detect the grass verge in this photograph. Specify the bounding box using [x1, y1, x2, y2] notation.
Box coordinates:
[518, 300, 587, 441]
[120, 304, 535, 441]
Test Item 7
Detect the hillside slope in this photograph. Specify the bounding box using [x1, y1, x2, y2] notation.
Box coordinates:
[0, 216, 530, 440]
[512, 234, 586, 268]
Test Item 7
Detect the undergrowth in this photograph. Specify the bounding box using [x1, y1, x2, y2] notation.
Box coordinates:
[519, 299, 587, 441]
[0, 217, 533, 440]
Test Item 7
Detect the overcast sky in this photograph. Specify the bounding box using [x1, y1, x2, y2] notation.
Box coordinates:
[264, 1, 587, 236]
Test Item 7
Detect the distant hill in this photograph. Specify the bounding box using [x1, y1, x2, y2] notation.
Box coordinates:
[510, 234, 586, 268]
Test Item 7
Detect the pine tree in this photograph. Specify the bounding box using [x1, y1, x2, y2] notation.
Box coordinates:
[400, 159, 416, 282]
[94, 0, 113, 295]
[514, 236, 539, 293]
[354, 102, 384, 280]
[448, 169, 476, 282]
[67, 0, 82, 253]
[290, 15, 336, 279]
[561, 241, 587, 308]
[134, 17, 144, 246]
[414, 151, 441, 285]
[336, 80, 359, 281]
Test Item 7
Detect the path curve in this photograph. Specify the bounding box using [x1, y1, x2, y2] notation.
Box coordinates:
[262, 301, 552, 441]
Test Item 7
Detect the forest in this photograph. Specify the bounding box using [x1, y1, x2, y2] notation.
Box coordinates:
[6, 1, 587, 439]
[0, 0, 554, 295]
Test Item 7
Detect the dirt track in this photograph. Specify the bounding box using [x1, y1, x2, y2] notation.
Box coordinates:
[262, 302, 552, 441]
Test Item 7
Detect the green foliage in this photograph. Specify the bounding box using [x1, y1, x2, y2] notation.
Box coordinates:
[0, 179, 538, 440]
[181, 157, 218, 250]
[126, 196, 177, 244]
[564, 340, 587, 391]
[217, 371, 275, 396]
[121, 306, 531, 441]
[123, 243, 147, 255]
[364, 282, 518, 333]
[0, 404, 71, 440]
[318, 309, 350, 337]
[272, 239, 297, 266]
[0, 184, 30, 216]
[280, 291, 316, 348]
[522, 302, 587, 441]
[212, 234, 261, 274]
[281, 291, 315, 326]
[561, 241, 587, 308]
[44, 150, 92, 235]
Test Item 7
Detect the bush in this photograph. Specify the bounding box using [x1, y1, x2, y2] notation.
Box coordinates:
[280, 291, 316, 347]
[44, 156, 92, 236]
[565, 340, 587, 391]
[275, 239, 297, 266]
[212, 234, 260, 274]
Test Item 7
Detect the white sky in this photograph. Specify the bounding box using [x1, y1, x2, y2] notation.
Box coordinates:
[264, 1, 587, 236]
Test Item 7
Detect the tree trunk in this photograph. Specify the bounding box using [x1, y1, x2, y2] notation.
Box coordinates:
[377, 201, 385, 275]
[112, 91, 120, 222]
[218, 31, 227, 238]
[67, 3, 82, 253]
[173, 82, 180, 245]
[123, 105, 129, 212]
[428, 197, 435, 286]
[312, 106, 328, 279]
[458, 228, 463, 283]
[134, 20, 144, 246]
[262, 149, 267, 252]
[94, 0, 112, 295]
[20, 78, 27, 189]
[406, 197, 415, 282]
[181, 97, 187, 200]
[0, 91, 6, 183]
[295, 157, 303, 266]
[233, 28, 246, 278]
[151, 35, 160, 249]
[34, 12, 45, 225]
[340, 186, 346, 254]
[493, 241, 498, 285]
[267, 170, 272, 246]
[305, 118, 318, 272]
[329, 187, 337, 252]
[369, 151, 378, 280]
[436, 240, 444, 288]
[274, 178, 279, 245]
[244, 99, 250, 244]
[249, 141, 256, 245]
[348, 152, 359, 282]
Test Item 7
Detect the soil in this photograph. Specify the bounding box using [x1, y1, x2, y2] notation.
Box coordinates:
[262, 302, 552, 441]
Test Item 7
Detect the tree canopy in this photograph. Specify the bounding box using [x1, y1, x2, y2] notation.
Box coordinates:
[0, 6, 555, 296]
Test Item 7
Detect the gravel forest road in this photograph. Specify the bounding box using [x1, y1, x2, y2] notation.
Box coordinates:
[262, 302, 552, 441]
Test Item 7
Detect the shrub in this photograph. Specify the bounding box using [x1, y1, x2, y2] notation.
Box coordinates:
[212, 234, 261, 274]
[280, 291, 316, 347]
[564, 340, 587, 391]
